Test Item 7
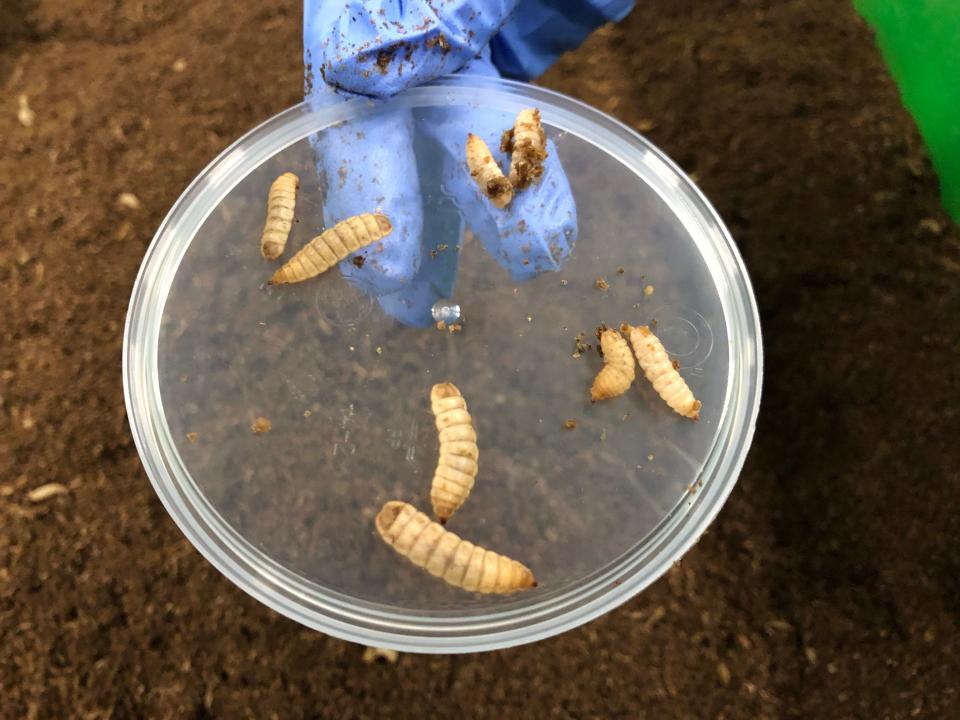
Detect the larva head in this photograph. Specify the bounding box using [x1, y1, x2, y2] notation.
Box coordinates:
[598, 328, 620, 353]
[373, 213, 392, 236]
[516, 108, 542, 130]
[465, 133, 484, 161]
[688, 400, 702, 422]
[375, 501, 411, 537]
[280, 172, 299, 188]
[515, 564, 538, 590]
[430, 382, 461, 403]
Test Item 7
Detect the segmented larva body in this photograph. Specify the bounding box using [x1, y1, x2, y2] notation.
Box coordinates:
[269, 213, 392, 284]
[591, 329, 636, 402]
[429, 383, 479, 523]
[505, 108, 547, 190]
[260, 172, 299, 260]
[466, 133, 513, 209]
[623, 324, 702, 421]
[375, 501, 536, 594]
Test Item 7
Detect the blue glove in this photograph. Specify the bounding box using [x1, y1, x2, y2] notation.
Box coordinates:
[304, 0, 634, 327]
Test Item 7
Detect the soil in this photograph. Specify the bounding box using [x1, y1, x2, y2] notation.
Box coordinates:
[1, 1, 958, 718]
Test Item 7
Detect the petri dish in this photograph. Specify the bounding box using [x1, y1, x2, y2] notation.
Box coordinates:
[123, 76, 762, 652]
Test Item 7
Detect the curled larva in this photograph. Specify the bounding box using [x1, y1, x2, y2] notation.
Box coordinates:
[466, 133, 513, 209]
[503, 108, 547, 190]
[429, 383, 479, 523]
[375, 501, 537, 594]
[591, 328, 636, 402]
[260, 172, 298, 260]
[623, 323, 702, 421]
[269, 213, 392, 285]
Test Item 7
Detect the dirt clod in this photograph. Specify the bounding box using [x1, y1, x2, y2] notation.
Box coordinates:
[251, 417, 272, 434]
[26, 483, 69, 502]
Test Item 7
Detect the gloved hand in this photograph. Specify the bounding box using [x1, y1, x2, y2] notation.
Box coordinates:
[304, 0, 634, 327]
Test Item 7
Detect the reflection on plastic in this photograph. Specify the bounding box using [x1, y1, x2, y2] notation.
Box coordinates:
[315, 279, 375, 327]
[431, 299, 462, 325]
[648, 306, 714, 370]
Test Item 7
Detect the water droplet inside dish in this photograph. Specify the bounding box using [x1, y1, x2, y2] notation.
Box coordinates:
[431, 299, 461, 325]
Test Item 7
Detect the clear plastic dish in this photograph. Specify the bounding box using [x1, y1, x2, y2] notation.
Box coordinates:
[123, 76, 762, 652]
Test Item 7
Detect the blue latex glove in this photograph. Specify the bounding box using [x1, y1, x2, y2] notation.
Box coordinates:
[304, 0, 634, 326]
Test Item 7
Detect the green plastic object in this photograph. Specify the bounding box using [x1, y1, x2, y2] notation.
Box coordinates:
[855, 0, 960, 223]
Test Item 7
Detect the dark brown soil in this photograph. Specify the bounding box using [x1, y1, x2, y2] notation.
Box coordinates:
[2, 1, 958, 718]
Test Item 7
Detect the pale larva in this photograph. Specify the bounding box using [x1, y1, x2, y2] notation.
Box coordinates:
[590, 328, 636, 402]
[260, 172, 298, 260]
[429, 382, 479, 523]
[375, 501, 536, 594]
[623, 323, 702, 421]
[502, 108, 547, 190]
[269, 213, 392, 285]
[465, 133, 513, 209]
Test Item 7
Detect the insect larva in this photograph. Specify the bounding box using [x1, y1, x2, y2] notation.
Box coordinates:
[375, 501, 537, 594]
[591, 328, 636, 402]
[465, 133, 513, 209]
[269, 213, 392, 285]
[623, 323, 702, 421]
[503, 108, 547, 190]
[260, 172, 298, 260]
[429, 382, 479, 523]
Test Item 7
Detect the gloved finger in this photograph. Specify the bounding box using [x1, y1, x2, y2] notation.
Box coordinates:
[374, 207, 465, 328]
[304, 0, 519, 99]
[306, 64, 423, 298]
[420, 50, 578, 282]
